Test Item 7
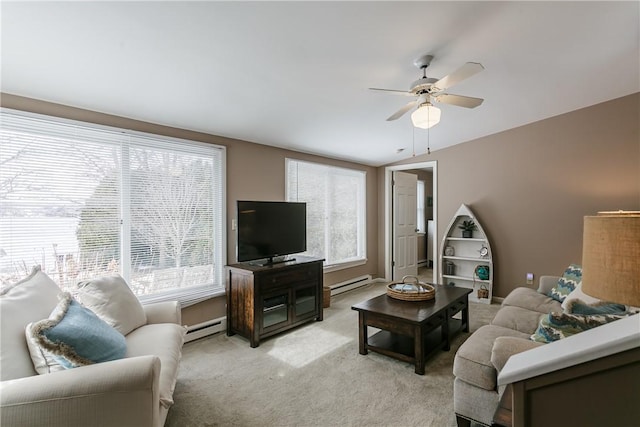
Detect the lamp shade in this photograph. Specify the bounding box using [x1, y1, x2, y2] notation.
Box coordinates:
[581, 211, 640, 307]
[411, 104, 441, 129]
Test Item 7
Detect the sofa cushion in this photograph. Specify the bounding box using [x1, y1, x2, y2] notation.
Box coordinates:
[548, 264, 582, 303]
[76, 274, 147, 335]
[490, 336, 544, 373]
[125, 323, 187, 409]
[530, 311, 632, 343]
[28, 293, 127, 369]
[453, 325, 530, 391]
[501, 287, 562, 314]
[0, 266, 61, 380]
[490, 306, 545, 335]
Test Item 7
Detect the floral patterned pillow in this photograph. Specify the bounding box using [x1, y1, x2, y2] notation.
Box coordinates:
[530, 311, 632, 343]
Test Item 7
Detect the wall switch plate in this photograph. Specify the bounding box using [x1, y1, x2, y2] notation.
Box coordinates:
[231, 219, 237, 231]
[526, 273, 534, 285]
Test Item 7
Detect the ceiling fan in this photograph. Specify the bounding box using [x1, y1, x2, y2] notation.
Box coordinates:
[370, 54, 485, 129]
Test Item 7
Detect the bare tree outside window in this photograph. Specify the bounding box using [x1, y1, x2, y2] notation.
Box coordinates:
[129, 150, 214, 273]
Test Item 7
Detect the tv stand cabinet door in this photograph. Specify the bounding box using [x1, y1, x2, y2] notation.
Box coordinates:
[292, 281, 319, 323]
[260, 287, 291, 335]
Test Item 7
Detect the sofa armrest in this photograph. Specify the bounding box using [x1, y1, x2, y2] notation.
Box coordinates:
[491, 336, 545, 374]
[1, 355, 161, 427]
[537, 275, 561, 295]
[143, 300, 182, 325]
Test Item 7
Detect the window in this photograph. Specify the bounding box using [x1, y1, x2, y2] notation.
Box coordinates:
[417, 180, 425, 233]
[0, 109, 225, 306]
[286, 159, 366, 269]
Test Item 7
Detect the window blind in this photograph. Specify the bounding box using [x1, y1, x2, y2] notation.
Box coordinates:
[0, 109, 225, 306]
[286, 158, 366, 267]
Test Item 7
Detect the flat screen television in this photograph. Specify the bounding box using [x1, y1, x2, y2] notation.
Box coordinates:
[236, 200, 307, 265]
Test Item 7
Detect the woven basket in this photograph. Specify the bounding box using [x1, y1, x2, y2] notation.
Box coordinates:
[386, 276, 436, 301]
[477, 284, 489, 299]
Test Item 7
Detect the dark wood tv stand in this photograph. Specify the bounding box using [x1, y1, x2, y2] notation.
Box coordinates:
[226, 256, 324, 347]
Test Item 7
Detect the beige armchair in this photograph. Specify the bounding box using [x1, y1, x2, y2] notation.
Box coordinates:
[1, 267, 185, 427]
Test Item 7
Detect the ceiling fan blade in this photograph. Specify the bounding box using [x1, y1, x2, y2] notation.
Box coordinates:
[369, 88, 415, 97]
[434, 93, 484, 108]
[433, 62, 484, 91]
[386, 100, 419, 121]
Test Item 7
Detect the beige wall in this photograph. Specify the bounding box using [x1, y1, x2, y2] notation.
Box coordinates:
[384, 93, 640, 298]
[0, 94, 379, 326]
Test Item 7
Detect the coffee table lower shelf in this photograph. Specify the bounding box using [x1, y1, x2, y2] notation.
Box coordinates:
[366, 318, 464, 368]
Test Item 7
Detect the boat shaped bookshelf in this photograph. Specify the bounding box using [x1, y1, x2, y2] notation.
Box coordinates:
[439, 204, 493, 304]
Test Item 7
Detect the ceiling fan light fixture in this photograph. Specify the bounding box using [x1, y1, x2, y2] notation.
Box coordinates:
[411, 103, 441, 129]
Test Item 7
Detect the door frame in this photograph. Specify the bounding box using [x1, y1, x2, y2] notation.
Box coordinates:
[384, 161, 438, 281]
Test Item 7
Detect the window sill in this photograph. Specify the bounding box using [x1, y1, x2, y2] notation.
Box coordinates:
[323, 258, 367, 273]
[139, 286, 225, 308]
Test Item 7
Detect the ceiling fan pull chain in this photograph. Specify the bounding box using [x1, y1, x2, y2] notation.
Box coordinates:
[427, 112, 431, 155]
[412, 124, 416, 157]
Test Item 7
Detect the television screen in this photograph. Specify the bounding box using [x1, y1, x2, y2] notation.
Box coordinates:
[237, 201, 307, 263]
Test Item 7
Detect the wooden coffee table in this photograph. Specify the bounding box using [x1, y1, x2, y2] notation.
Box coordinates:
[351, 285, 472, 375]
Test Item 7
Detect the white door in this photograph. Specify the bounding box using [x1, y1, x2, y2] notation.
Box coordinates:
[393, 171, 418, 280]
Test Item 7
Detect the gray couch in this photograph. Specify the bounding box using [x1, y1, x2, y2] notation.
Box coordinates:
[453, 276, 562, 426]
[0, 266, 186, 427]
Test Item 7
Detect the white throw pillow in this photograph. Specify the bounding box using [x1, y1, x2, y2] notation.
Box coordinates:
[25, 321, 65, 374]
[561, 282, 601, 311]
[0, 265, 61, 380]
[76, 275, 147, 335]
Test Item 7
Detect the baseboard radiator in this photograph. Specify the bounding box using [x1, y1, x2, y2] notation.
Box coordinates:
[185, 317, 226, 343]
[327, 274, 373, 296]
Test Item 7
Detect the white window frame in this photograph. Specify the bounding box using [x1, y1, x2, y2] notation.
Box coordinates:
[0, 108, 226, 306]
[285, 158, 367, 271]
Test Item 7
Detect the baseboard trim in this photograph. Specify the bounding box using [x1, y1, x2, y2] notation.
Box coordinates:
[328, 274, 373, 295]
[185, 317, 226, 342]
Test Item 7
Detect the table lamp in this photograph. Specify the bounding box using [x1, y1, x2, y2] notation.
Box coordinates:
[581, 211, 640, 307]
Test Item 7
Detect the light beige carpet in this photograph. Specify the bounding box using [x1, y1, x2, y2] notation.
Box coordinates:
[166, 282, 499, 427]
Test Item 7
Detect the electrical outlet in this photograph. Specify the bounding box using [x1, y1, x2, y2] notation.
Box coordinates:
[526, 273, 534, 285]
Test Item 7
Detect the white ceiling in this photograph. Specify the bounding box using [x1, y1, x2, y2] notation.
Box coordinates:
[2, 1, 639, 166]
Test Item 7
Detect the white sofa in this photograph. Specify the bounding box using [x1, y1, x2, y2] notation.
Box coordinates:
[0, 266, 186, 427]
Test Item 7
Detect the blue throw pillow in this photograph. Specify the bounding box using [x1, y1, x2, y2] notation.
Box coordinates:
[565, 299, 628, 315]
[29, 293, 126, 368]
[548, 264, 582, 303]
